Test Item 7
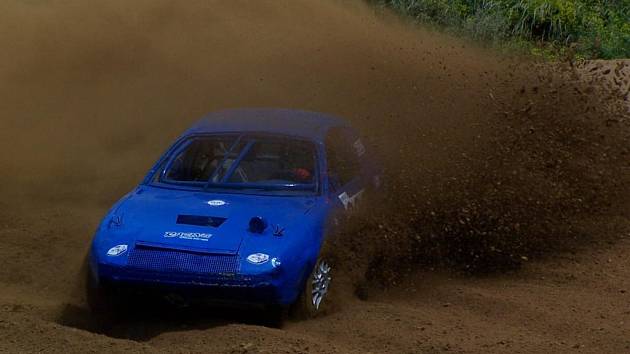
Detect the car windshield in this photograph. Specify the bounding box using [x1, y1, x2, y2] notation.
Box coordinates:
[157, 134, 318, 194]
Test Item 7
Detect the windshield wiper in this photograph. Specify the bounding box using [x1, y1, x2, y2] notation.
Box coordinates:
[204, 183, 315, 191]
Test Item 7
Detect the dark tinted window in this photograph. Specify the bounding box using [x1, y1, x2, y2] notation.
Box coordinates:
[164, 136, 237, 182]
[158, 134, 318, 195]
[226, 139, 316, 185]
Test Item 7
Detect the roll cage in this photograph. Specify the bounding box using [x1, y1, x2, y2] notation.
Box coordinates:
[145, 133, 322, 196]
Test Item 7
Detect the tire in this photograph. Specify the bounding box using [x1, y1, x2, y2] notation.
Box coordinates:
[290, 258, 332, 319]
[264, 304, 288, 328]
[84, 260, 117, 330]
[86, 268, 108, 312]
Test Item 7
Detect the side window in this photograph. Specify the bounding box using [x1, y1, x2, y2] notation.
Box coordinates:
[325, 128, 362, 188]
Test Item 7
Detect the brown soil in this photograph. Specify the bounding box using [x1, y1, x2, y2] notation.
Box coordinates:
[0, 0, 629, 353]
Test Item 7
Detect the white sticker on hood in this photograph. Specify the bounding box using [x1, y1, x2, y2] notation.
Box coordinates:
[164, 231, 213, 241]
[207, 200, 227, 206]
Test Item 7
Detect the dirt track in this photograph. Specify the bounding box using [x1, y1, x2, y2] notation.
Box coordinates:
[1, 0, 629, 353]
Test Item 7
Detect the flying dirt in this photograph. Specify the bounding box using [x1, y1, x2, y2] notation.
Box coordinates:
[0, 0, 629, 353]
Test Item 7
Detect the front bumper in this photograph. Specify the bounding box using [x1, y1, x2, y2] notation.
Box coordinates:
[91, 242, 299, 305]
[97, 263, 284, 305]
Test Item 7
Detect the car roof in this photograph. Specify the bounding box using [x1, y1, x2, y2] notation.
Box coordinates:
[185, 108, 350, 142]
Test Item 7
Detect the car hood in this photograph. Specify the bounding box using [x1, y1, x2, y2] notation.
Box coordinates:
[111, 186, 318, 255]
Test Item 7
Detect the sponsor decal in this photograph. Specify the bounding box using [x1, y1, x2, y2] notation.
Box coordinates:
[353, 139, 366, 157]
[164, 231, 213, 241]
[271, 257, 282, 268]
[107, 244, 128, 256]
[338, 189, 365, 210]
[246, 253, 269, 265]
[207, 200, 227, 206]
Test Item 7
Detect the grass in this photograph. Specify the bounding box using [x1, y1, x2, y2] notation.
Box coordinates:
[371, 0, 630, 59]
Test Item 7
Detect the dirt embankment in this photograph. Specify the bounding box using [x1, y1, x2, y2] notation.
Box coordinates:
[0, 0, 628, 353]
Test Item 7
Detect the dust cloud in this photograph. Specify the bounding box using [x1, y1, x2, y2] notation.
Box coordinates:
[0, 0, 628, 352]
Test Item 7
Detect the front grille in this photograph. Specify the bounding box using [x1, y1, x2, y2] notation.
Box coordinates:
[127, 246, 239, 275]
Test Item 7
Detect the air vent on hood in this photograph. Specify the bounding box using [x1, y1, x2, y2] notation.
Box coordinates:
[176, 215, 227, 227]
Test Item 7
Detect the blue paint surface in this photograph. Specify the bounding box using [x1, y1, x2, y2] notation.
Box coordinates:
[90, 109, 379, 306]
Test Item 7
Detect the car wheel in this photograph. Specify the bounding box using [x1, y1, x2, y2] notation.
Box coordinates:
[291, 258, 332, 319]
[84, 260, 117, 330]
[86, 269, 108, 312]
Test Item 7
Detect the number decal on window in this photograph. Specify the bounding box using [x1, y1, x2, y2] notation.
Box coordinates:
[338, 189, 364, 210]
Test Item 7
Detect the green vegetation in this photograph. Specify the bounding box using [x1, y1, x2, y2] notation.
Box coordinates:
[372, 0, 630, 59]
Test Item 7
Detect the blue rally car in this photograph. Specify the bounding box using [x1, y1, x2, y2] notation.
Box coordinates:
[87, 108, 380, 318]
